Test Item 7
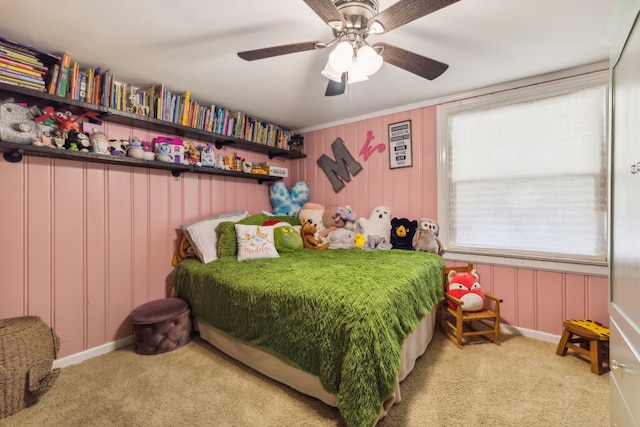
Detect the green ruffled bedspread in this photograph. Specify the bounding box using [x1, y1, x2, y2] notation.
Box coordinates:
[172, 249, 444, 427]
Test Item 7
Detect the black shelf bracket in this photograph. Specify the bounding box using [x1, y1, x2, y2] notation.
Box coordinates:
[214, 141, 235, 150]
[3, 148, 24, 163]
[171, 169, 183, 177]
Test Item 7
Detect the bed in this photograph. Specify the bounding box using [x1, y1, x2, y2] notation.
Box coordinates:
[171, 215, 445, 427]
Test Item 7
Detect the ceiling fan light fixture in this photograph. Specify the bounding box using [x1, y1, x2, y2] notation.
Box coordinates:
[355, 45, 383, 76]
[327, 41, 353, 72]
[347, 66, 369, 84]
[321, 61, 345, 83]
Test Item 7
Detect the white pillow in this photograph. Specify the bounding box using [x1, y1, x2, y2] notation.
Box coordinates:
[181, 211, 248, 263]
[235, 224, 279, 261]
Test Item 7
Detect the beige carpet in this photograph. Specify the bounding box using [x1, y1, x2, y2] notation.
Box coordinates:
[1, 330, 609, 427]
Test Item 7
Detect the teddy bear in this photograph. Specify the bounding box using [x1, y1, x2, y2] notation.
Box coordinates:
[390, 217, 418, 250]
[327, 228, 356, 249]
[359, 206, 392, 244]
[446, 269, 485, 311]
[412, 218, 444, 255]
[300, 219, 329, 250]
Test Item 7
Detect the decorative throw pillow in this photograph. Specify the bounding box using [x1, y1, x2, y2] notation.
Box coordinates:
[180, 210, 248, 263]
[217, 214, 301, 258]
[235, 224, 279, 261]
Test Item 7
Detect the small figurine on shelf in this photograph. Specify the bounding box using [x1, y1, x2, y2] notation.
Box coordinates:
[156, 142, 171, 162]
[183, 140, 201, 165]
[200, 143, 215, 167]
[127, 136, 145, 159]
[216, 154, 226, 169]
[140, 140, 156, 160]
[289, 135, 304, 153]
[89, 128, 110, 155]
[65, 129, 91, 152]
[52, 130, 65, 149]
[108, 139, 127, 157]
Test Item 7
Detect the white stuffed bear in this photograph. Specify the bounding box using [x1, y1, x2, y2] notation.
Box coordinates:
[359, 206, 392, 244]
[412, 218, 444, 255]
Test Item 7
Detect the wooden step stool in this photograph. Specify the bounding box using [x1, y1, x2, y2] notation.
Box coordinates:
[556, 319, 610, 375]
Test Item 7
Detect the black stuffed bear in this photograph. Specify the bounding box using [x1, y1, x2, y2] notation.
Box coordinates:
[390, 217, 418, 250]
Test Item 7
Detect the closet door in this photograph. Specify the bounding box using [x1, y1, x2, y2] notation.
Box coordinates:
[610, 6, 640, 426]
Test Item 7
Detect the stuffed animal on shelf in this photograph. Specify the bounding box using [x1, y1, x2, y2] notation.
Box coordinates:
[361, 235, 392, 251]
[88, 128, 110, 155]
[156, 142, 172, 162]
[127, 136, 145, 159]
[446, 269, 485, 312]
[300, 219, 329, 250]
[359, 206, 392, 244]
[108, 139, 128, 156]
[354, 233, 366, 248]
[64, 129, 91, 152]
[0, 98, 41, 144]
[390, 217, 418, 250]
[327, 228, 356, 249]
[269, 181, 310, 217]
[412, 218, 444, 255]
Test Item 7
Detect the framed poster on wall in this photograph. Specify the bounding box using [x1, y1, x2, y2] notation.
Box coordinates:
[388, 120, 412, 169]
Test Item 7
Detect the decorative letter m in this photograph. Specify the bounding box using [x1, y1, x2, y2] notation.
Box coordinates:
[317, 137, 363, 193]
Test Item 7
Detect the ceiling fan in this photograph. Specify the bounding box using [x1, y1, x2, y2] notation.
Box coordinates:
[237, 0, 459, 96]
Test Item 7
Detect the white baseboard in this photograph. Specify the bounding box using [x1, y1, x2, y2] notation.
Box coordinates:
[51, 326, 561, 370]
[502, 324, 561, 344]
[53, 335, 134, 369]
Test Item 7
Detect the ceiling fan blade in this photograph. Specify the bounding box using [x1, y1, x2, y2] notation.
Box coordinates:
[325, 73, 346, 96]
[303, 0, 346, 30]
[376, 42, 448, 80]
[238, 40, 324, 61]
[372, 0, 459, 34]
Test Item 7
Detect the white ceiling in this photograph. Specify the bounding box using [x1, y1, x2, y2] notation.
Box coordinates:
[0, 0, 616, 132]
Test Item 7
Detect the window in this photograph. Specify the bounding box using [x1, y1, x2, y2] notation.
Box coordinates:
[437, 72, 608, 272]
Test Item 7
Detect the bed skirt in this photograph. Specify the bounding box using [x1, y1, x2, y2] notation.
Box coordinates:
[195, 307, 437, 423]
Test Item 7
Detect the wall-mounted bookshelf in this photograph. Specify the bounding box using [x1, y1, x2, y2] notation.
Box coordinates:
[0, 82, 304, 184]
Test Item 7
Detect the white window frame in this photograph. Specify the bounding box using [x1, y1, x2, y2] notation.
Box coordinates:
[437, 70, 609, 276]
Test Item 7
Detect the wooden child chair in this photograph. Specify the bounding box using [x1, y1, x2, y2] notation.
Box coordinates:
[440, 263, 502, 348]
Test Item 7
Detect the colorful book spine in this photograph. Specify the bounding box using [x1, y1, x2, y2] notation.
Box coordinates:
[55, 52, 72, 97]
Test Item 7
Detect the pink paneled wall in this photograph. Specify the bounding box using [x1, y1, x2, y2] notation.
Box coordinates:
[0, 100, 609, 359]
[296, 105, 609, 336]
[0, 122, 282, 357]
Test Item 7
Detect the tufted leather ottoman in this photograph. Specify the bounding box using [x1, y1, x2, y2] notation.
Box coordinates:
[130, 298, 192, 355]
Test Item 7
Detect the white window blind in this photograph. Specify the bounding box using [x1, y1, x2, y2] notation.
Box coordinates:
[440, 80, 607, 264]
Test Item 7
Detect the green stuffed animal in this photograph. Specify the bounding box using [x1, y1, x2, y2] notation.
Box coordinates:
[267, 221, 303, 253]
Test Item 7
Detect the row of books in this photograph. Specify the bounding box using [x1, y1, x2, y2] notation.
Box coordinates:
[0, 37, 59, 92]
[27, 44, 294, 150]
